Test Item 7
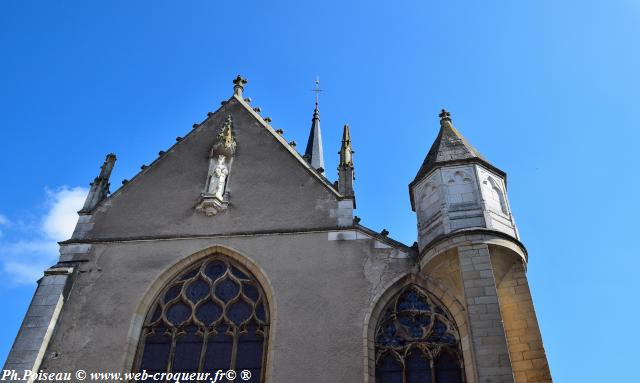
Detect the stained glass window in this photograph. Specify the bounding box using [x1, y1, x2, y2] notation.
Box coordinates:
[136, 256, 269, 382]
[375, 285, 463, 383]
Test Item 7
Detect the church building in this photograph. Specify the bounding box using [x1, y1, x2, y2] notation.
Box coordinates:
[4, 76, 553, 382]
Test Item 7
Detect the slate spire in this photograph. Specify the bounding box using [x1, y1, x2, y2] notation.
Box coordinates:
[303, 78, 325, 175]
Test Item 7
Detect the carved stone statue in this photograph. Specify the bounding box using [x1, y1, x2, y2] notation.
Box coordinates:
[209, 155, 229, 200]
[196, 116, 237, 216]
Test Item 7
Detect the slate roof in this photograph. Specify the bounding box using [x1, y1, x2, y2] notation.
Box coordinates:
[303, 103, 325, 173]
[412, 111, 504, 187]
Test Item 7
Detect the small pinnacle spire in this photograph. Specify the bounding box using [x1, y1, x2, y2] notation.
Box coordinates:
[338, 124, 355, 197]
[339, 124, 354, 169]
[80, 153, 117, 213]
[212, 115, 237, 157]
[233, 75, 248, 97]
[100, 153, 117, 177]
[219, 115, 234, 144]
[304, 77, 325, 174]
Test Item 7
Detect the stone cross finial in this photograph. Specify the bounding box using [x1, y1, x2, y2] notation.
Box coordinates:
[439, 108, 451, 121]
[233, 75, 248, 97]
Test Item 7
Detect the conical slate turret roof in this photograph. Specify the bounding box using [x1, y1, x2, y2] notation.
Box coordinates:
[412, 109, 504, 186]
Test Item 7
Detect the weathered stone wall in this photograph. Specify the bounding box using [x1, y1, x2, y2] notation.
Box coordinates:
[2, 268, 74, 383]
[37, 230, 413, 383]
[458, 243, 514, 382]
[83, 98, 342, 241]
[495, 260, 552, 383]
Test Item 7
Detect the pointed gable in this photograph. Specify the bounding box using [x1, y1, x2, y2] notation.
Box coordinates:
[85, 93, 344, 240]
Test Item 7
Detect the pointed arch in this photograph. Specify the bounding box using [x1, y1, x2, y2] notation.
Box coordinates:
[122, 245, 275, 381]
[487, 177, 508, 215]
[445, 169, 477, 206]
[364, 274, 476, 383]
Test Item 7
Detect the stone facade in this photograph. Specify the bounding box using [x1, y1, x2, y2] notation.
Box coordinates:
[3, 79, 552, 382]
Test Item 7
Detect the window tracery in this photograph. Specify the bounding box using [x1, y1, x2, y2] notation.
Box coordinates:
[375, 285, 463, 383]
[136, 256, 268, 383]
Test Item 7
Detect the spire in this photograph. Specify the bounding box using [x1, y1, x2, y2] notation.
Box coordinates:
[339, 124, 354, 169]
[338, 124, 355, 197]
[412, 108, 502, 185]
[304, 78, 325, 174]
[80, 153, 117, 213]
[211, 115, 237, 157]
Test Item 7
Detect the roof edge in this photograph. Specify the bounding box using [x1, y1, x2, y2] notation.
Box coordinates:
[59, 225, 413, 251]
[95, 93, 346, 210]
[231, 94, 342, 198]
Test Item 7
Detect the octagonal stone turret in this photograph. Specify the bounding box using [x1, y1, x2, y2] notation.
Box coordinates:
[410, 109, 519, 252]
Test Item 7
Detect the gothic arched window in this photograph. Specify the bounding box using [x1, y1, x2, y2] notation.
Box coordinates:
[135, 256, 269, 382]
[375, 285, 464, 383]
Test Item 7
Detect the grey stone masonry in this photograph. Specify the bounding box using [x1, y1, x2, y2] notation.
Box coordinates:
[58, 244, 92, 263]
[3, 268, 74, 383]
[458, 244, 514, 383]
[334, 199, 354, 227]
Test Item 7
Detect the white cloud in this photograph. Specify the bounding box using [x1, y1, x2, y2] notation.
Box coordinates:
[0, 186, 88, 285]
[0, 214, 8, 238]
[42, 187, 88, 241]
[4, 259, 51, 283]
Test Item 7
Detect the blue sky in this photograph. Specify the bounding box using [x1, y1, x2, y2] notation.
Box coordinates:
[1, 1, 638, 380]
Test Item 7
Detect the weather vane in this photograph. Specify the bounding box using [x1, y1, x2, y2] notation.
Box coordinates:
[312, 76, 323, 105]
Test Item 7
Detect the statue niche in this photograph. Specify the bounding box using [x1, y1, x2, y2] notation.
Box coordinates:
[196, 115, 237, 216]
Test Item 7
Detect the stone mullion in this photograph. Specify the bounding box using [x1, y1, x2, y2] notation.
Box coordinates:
[230, 327, 239, 371]
[458, 244, 514, 383]
[165, 329, 178, 380]
[402, 357, 407, 383]
[197, 329, 209, 374]
[430, 358, 436, 383]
